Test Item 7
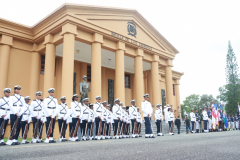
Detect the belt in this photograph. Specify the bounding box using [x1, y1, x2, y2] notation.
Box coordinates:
[133, 114, 137, 116]
[23, 113, 30, 115]
[116, 113, 120, 115]
[33, 109, 41, 111]
[75, 110, 80, 112]
[83, 112, 89, 114]
[97, 111, 102, 113]
[0, 108, 10, 111]
[108, 117, 111, 119]
[13, 105, 22, 107]
[47, 107, 56, 109]
[60, 113, 66, 114]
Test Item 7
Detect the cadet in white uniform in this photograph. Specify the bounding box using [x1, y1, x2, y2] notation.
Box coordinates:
[141, 94, 154, 138]
[44, 88, 58, 143]
[81, 98, 89, 141]
[155, 104, 164, 136]
[30, 91, 44, 143]
[202, 107, 209, 132]
[136, 107, 142, 137]
[7, 85, 25, 145]
[112, 98, 121, 139]
[164, 105, 170, 124]
[168, 108, 174, 135]
[66, 108, 73, 141]
[88, 104, 95, 140]
[101, 101, 107, 139]
[121, 106, 127, 138]
[21, 96, 32, 144]
[126, 110, 131, 138]
[57, 96, 68, 142]
[120, 106, 126, 139]
[190, 109, 196, 133]
[106, 104, 113, 139]
[129, 100, 137, 138]
[93, 96, 103, 140]
[71, 94, 83, 141]
[195, 109, 200, 133]
[0, 88, 12, 146]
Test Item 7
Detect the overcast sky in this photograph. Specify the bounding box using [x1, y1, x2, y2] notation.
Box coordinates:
[1, 0, 240, 103]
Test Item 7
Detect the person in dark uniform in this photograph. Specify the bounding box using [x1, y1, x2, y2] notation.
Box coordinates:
[195, 109, 200, 133]
[174, 115, 181, 134]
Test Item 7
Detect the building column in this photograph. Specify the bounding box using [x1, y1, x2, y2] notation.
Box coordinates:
[91, 33, 103, 102]
[0, 35, 13, 93]
[29, 43, 40, 98]
[175, 79, 181, 118]
[60, 23, 78, 106]
[151, 55, 160, 113]
[165, 59, 174, 106]
[43, 34, 56, 98]
[135, 49, 144, 112]
[115, 42, 125, 104]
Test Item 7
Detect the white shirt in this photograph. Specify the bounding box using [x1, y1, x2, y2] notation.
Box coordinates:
[88, 109, 95, 122]
[168, 112, 174, 122]
[102, 107, 108, 121]
[0, 96, 12, 120]
[21, 103, 32, 122]
[82, 104, 89, 121]
[93, 102, 103, 118]
[30, 99, 44, 119]
[106, 110, 113, 123]
[127, 114, 131, 123]
[71, 101, 83, 119]
[66, 109, 72, 124]
[121, 109, 125, 121]
[202, 110, 208, 120]
[112, 104, 121, 120]
[141, 100, 152, 117]
[41, 111, 46, 123]
[155, 108, 163, 121]
[10, 94, 25, 115]
[129, 105, 137, 119]
[136, 111, 142, 123]
[190, 112, 196, 122]
[44, 96, 58, 118]
[57, 103, 68, 120]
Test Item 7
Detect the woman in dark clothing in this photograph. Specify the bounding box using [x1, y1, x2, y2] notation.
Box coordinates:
[175, 115, 181, 134]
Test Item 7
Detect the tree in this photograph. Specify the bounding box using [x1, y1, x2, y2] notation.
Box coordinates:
[181, 94, 200, 118]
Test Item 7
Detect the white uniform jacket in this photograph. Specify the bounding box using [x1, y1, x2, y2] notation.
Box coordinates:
[136, 112, 142, 123]
[155, 108, 163, 122]
[88, 109, 95, 123]
[66, 109, 72, 124]
[0, 96, 12, 120]
[127, 115, 131, 124]
[190, 112, 196, 122]
[112, 104, 121, 120]
[41, 111, 47, 123]
[106, 110, 113, 123]
[102, 107, 108, 121]
[129, 105, 137, 119]
[21, 103, 32, 123]
[93, 102, 103, 118]
[71, 101, 83, 119]
[44, 96, 58, 118]
[121, 109, 125, 121]
[141, 100, 152, 117]
[30, 99, 44, 119]
[168, 112, 174, 122]
[202, 110, 208, 120]
[57, 103, 68, 120]
[10, 94, 25, 115]
[82, 104, 89, 121]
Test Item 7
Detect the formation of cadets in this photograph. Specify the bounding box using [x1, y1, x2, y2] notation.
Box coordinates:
[0, 86, 160, 146]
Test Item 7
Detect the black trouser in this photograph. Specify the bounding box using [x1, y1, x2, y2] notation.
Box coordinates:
[80, 120, 87, 136]
[87, 122, 92, 136]
[45, 117, 56, 138]
[106, 123, 110, 136]
[204, 120, 207, 130]
[136, 122, 140, 134]
[95, 117, 100, 136]
[114, 119, 119, 136]
[122, 122, 126, 135]
[21, 121, 30, 138]
[219, 121, 222, 129]
[32, 117, 42, 135]
[69, 122, 73, 137]
[191, 121, 195, 131]
[177, 125, 180, 134]
[126, 124, 130, 135]
[72, 118, 79, 137]
[10, 114, 22, 140]
[58, 119, 66, 137]
[0, 118, 9, 140]
[101, 121, 106, 136]
[156, 120, 161, 133]
[131, 119, 136, 134]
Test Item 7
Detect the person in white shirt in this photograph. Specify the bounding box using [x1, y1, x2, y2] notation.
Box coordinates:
[66, 108, 73, 141]
[136, 107, 142, 137]
[126, 110, 131, 138]
[21, 96, 32, 144]
[168, 108, 174, 135]
[164, 105, 170, 124]
[87, 104, 95, 140]
[30, 91, 44, 143]
[71, 94, 82, 141]
[119, 106, 126, 139]
[101, 101, 108, 139]
[112, 98, 121, 139]
[155, 104, 164, 136]
[57, 96, 68, 142]
[202, 107, 209, 132]
[190, 109, 196, 133]
[81, 98, 90, 141]
[93, 96, 103, 140]
[141, 94, 155, 138]
[8, 85, 25, 145]
[44, 88, 58, 143]
[0, 88, 12, 146]
[121, 106, 127, 138]
[129, 100, 137, 138]
[106, 104, 113, 139]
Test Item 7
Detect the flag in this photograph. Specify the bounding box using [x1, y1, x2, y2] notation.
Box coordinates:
[216, 104, 218, 110]
[220, 104, 222, 111]
[224, 113, 228, 128]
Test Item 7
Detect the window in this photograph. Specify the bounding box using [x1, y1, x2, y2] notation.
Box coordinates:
[125, 74, 130, 88]
[87, 65, 91, 82]
[173, 84, 175, 96]
[40, 55, 45, 74]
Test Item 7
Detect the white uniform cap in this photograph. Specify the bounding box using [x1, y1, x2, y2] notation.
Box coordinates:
[60, 96, 66, 100]
[167, 104, 169, 106]
[73, 94, 79, 98]
[119, 102, 123, 105]
[102, 101, 107, 104]
[137, 107, 140, 109]
[106, 104, 111, 107]
[82, 98, 89, 102]
[3, 88, 11, 93]
[95, 95, 101, 100]
[114, 98, 120, 102]
[122, 106, 126, 109]
[47, 88, 55, 93]
[14, 85, 21, 90]
[143, 93, 149, 98]
[24, 96, 31, 100]
[130, 100, 135, 103]
[156, 104, 162, 107]
[35, 91, 42, 95]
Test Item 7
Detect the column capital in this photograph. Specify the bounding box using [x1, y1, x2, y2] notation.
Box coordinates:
[32, 43, 38, 52]
[93, 33, 104, 44]
[116, 41, 125, 51]
[152, 54, 159, 62]
[175, 79, 180, 85]
[135, 48, 144, 57]
[166, 59, 173, 67]
[60, 23, 78, 36]
[43, 34, 54, 45]
[0, 35, 13, 46]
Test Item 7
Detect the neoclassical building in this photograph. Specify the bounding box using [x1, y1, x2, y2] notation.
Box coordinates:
[0, 4, 183, 120]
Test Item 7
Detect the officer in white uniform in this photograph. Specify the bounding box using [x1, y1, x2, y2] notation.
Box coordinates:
[168, 108, 174, 135]
[164, 105, 168, 123]
[126, 110, 131, 138]
[87, 104, 95, 140]
[93, 96, 103, 140]
[71, 94, 83, 141]
[8, 85, 25, 145]
[155, 104, 164, 136]
[190, 109, 196, 133]
[141, 94, 154, 138]
[101, 101, 107, 140]
[129, 100, 137, 138]
[112, 98, 121, 139]
[120, 106, 126, 139]
[202, 107, 209, 132]
[21, 96, 32, 144]
[0, 88, 12, 146]
[121, 106, 127, 138]
[136, 107, 142, 137]
[30, 91, 44, 143]
[106, 104, 113, 139]
[44, 88, 58, 143]
[81, 98, 89, 141]
[57, 96, 68, 142]
[66, 108, 73, 141]
[195, 109, 200, 133]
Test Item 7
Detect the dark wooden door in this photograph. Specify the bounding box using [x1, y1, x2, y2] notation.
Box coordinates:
[108, 79, 114, 111]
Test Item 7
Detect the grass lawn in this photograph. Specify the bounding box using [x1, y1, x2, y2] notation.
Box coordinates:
[3, 138, 46, 142]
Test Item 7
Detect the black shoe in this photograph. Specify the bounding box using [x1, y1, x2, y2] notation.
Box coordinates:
[40, 140, 44, 143]
[36, 140, 40, 143]
[145, 136, 149, 138]
[95, 138, 98, 140]
[157, 135, 160, 136]
[75, 139, 80, 142]
[15, 142, 20, 145]
[2, 142, 6, 145]
[172, 134, 174, 135]
[86, 138, 90, 140]
[11, 142, 16, 145]
[139, 135, 142, 137]
[25, 141, 29, 144]
[110, 137, 112, 139]
[151, 136, 155, 138]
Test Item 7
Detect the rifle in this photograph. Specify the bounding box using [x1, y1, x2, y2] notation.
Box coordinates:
[84, 121, 88, 137]
[97, 118, 102, 137]
[73, 118, 80, 138]
[133, 120, 138, 135]
[60, 120, 66, 138]
[39, 123, 44, 139]
[138, 123, 141, 135]
[90, 122, 94, 137]
[160, 119, 162, 133]
[124, 122, 127, 135]
[108, 122, 111, 136]
[0, 119, 6, 137]
[170, 120, 173, 133]
[33, 119, 39, 139]
[116, 119, 121, 136]
[46, 118, 53, 139]
[23, 123, 29, 140]
[102, 121, 106, 137]
[8, 116, 19, 140]
[120, 121, 124, 136]
[128, 124, 130, 135]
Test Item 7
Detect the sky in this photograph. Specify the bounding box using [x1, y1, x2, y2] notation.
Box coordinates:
[1, 0, 240, 103]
